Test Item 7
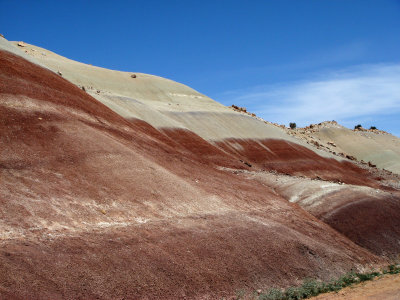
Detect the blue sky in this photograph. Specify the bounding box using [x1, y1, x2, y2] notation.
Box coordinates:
[1, 0, 400, 135]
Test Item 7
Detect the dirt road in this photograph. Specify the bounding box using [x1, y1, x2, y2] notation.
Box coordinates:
[312, 274, 400, 300]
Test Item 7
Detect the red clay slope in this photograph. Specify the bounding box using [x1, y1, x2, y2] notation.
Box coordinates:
[214, 140, 400, 257]
[319, 192, 400, 257]
[0, 49, 392, 299]
[215, 138, 378, 187]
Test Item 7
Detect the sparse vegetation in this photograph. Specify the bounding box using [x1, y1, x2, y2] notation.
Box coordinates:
[259, 288, 284, 300]
[354, 124, 362, 129]
[370, 126, 377, 130]
[289, 122, 297, 129]
[235, 289, 246, 299]
[258, 264, 400, 300]
[384, 264, 400, 275]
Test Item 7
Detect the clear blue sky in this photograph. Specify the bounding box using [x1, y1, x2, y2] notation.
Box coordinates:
[1, 0, 400, 135]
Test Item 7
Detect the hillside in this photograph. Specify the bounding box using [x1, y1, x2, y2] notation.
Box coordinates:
[1, 37, 400, 299]
[282, 121, 400, 175]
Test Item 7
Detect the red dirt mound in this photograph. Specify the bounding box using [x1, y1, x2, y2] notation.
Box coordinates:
[216, 138, 378, 187]
[321, 193, 400, 257]
[0, 49, 394, 299]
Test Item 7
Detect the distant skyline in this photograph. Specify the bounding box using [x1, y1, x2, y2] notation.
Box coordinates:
[1, 0, 400, 136]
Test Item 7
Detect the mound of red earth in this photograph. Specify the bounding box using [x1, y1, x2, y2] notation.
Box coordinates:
[1, 48, 400, 299]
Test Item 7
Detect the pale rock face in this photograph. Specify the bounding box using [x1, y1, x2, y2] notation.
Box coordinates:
[5, 39, 337, 159]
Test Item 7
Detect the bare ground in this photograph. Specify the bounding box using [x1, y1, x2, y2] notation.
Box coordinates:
[1, 48, 400, 299]
[312, 274, 400, 300]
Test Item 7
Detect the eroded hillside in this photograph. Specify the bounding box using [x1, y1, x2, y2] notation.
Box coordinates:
[1, 37, 400, 299]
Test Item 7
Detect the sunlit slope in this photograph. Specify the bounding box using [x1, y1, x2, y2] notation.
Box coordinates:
[10, 41, 336, 158]
[8, 39, 400, 176]
[0, 39, 387, 299]
[311, 124, 400, 174]
[10, 42, 226, 111]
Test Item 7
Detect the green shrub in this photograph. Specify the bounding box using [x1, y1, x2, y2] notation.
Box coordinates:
[323, 280, 342, 292]
[354, 124, 362, 129]
[355, 272, 378, 282]
[300, 279, 323, 297]
[370, 126, 377, 130]
[259, 288, 284, 300]
[284, 286, 302, 299]
[387, 265, 400, 274]
[339, 272, 358, 286]
[289, 122, 297, 129]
